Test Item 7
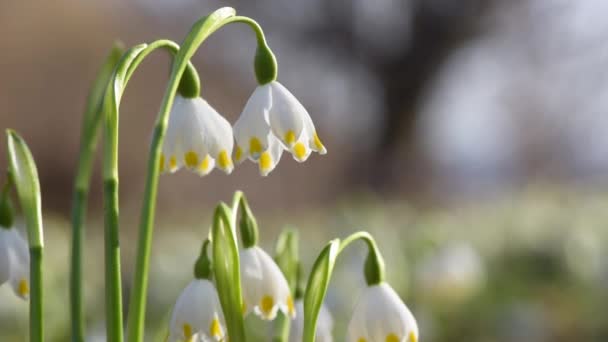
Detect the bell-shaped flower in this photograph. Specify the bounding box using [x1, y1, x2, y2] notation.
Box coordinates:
[289, 299, 333, 342]
[169, 279, 226, 342]
[161, 95, 234, 176]
[233, 81, 326, 176]
[347, 283, 418, 342]
[0, 227, 30, 300]
[239, 246, 295, 320]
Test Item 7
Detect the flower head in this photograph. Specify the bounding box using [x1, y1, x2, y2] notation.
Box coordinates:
[289, 299, 333, 342]
[161, 95, 234, 176]
[239, 246, 295, 320]
[347, 283, 418, 342]
[169, 279, 225, 342]
[0, 227, 30, 300]
[233, 81, 326, 176]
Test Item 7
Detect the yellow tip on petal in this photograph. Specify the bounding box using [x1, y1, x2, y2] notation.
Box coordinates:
[287, 296, 295, 317]
[234, 146, 243, 162]
[159, 153, 166, 173]
[169, 156, 178, 171]
[386, 333, 400, 342]
[408, 332, 417, 342]
[250, 137, 263, 157]
[184, 151, 199, 168]
[183, 323, 193, 340]
[209, 317, 223, 338]
[358, 338, 367, 342]
[260, 295, 275, 318]
[218, 150, 233, 173]
[18, 278, 29, 298]
[259, 151, 273, 176]
[198, 155, 211, 173]
[284, 130, 296, 147]
[293, 142, 307, 161]
[313, 132, 327, 154]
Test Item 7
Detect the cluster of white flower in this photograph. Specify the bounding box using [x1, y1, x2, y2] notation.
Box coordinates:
[161, 81, 326, 177]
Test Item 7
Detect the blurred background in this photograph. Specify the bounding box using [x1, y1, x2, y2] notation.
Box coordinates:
[1, 0, 608, 341]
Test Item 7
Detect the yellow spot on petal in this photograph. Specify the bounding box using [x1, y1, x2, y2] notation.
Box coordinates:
[182, 323, 193, 341]
[358, 338, 367, 342]
[386, 333, 400, 342]
[159, 154, 165, 173]
[235, 146, 243, 162]
[408, 332, 417, 342]
[284, 130, 296, 147]
[169, 156, 177, 171]
[209, 317, 223, 338]
[293, 142, 307, 161]
[260, 295, 275, 317]
[259, 151, 272, 174]
[184, 151, 199, 168]
[250, 137, 263, 156]
[313, 132, 326, 152]
[18, 278, 29, 297]
[218, 150, 232, 171]
[198, 155, 211, 173]
[287, 296, 295, 317]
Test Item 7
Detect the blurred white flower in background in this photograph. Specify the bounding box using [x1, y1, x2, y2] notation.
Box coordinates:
[415, 241, 485, 304]
[0, 227, 30, 300]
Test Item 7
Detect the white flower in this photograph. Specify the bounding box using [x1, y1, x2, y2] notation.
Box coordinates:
[233, 81, 326, 176]
[347, 283, 418, 342]
[289, 299, 333, 342]
[0, 227, 30, 300]
[239, 246, 295, 320]
[169, 279, 225, 342]
[161, 95, 234, 176]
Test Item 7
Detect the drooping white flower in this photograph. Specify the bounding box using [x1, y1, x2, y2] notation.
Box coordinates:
[169, 279, 226, 342]
[239, 246, 295, 320]
[161, 95, 234, 176]
[289, 299, 333, 342]
[0, 227, 30, 300]
[347, 283, 418, 342]
[233, 81, 326, 176]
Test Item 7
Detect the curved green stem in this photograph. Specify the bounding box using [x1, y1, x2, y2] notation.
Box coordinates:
[125, 9, 277, 341]
[6, 130, 45, 342]
[302, 231, 386, 342]
[70, 43, 124, 342]
[101, 40, 200, 342]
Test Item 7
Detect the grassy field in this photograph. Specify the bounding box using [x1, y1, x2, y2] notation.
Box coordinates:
[1, 188, 607, 341]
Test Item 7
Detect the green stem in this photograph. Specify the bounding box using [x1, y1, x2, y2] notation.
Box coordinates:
[70, 43, 124, 342]
[339, 231, 385, 285]
[30, 246, 44, 342]
[100, 39, 200, 342]
[125, 9, 276, 341]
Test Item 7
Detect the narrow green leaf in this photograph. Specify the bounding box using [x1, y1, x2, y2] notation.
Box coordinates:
[212, 203, 246, 342]
[302, 239, 340, 342]
[6, 130, 43, 248]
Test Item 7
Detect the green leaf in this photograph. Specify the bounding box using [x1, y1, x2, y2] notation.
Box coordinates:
[6, 130, 43, 248]
[302, 239, 340, 342]
[274, 228, 299, 290]
[212, 203, 246, 342]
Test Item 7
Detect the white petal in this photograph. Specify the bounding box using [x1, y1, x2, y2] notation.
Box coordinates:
[258, 134, 285, 177]
[169, 279, 225, 341]
[239, 246, 294, 320]
[290, 300, 333, 342]
[6, 229, 30, 300]
[347, 283, 418, 342]
[194, 99, 234, 174]
[233, 85, 273, 161]
[267, 81, 305, 149]
[0, 230, 12, 285]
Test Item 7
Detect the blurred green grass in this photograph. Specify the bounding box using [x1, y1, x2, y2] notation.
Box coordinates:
[1, 188, 607, 341]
